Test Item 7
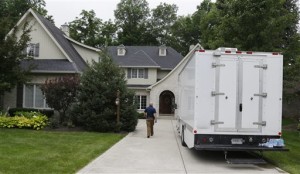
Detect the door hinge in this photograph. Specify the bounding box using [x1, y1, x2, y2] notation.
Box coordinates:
[253, 121, 266, 126]
[254, 64, 268, 69]
[212, 62, 225, 68]
[211, 91, 225, 96]
[254, 93, 267, 98]
[211, 120, 224, 125]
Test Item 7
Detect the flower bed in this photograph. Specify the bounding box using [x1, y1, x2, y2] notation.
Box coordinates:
[0, 111, 48, 130]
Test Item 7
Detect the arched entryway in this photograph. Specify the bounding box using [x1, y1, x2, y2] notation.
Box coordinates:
[159, 90, 175, 115]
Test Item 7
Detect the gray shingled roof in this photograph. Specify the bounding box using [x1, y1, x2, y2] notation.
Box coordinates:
[33, 11, 87, 72]
[20, 59, 78, 73]
[107, 46, 183, 70]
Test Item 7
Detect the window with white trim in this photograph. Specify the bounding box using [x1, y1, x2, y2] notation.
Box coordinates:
[25, 43, 40, 57]
[135, 95, 147, 109]
[23, 84, 50, 109]
[128, 68, 147, 79]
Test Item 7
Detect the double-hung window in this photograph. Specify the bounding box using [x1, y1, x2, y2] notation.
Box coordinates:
[135, 95, 147, 110]
[127, 68, 148, 79]
[23, 84, 49, 109]
[25, 43, 40, 57]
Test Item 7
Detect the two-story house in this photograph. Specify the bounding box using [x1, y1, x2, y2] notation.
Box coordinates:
[107, 45, 183, 114]
[2, 9, 99, 110]
[2, 8, 187, 117]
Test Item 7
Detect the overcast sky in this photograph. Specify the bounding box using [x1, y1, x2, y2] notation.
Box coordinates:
[44, 0, 203, 27]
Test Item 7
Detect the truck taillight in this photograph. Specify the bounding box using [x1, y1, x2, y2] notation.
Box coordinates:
[225, 50, 231, 53]
[278, 132, 282, 136]
[236, 51, 242, 54]
[193, 129, 197, 134]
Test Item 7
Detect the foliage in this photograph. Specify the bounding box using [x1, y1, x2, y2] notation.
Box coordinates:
[138, 112, 145, 119]
[72, 50, 138, 132]
[0, 0, 52, 27]
[114, 0, 154, 45]
[0, 0, 52, 109]
[263, 130, 300, 174]
[0, 129, 125, 174]
[69, 10, 118, 48]
[8, 107, 54, 117]
[0, 112, 48, 130]
[151, 3, 178, 45]
[0, 21, 32, 96]
[41, 75, 80, 124]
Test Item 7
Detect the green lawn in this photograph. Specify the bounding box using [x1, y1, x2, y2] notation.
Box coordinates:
[0, 129, 125, 174]
[263, 121, 300, 174]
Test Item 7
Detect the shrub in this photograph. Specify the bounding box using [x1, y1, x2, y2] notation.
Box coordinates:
[138, 113, 145, 119]
[8, 108, 54, 118]
[41, 75, 80, 124]
[0, 112, 48, 130]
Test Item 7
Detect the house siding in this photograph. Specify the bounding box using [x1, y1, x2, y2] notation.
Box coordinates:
[149, 55, 191, 117]
[16, 15, 67, 60]
[126, 68, 157, 85]
[72, 44, 100, 64]
[157, 70, 171, 81]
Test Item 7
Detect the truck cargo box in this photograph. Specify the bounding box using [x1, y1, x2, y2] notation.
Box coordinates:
[177, 48, 286, 151]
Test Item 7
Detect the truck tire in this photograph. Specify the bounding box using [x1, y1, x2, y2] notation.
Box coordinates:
[181, 126, 187, 147]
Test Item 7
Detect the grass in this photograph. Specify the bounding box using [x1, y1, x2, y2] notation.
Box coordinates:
[282, 117, 298, 126]
[0, 129, 125, 174]
[263, 119, 300, 174]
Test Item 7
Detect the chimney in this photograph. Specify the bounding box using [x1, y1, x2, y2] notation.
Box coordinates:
[189, 45, 195, 51]
[60, 23, 69, 37]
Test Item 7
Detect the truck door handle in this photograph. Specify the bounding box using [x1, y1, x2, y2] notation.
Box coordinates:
[239, 103, 243, 112]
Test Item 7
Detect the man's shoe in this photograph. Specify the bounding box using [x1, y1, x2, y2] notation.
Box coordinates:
[147, 136, 150, 138]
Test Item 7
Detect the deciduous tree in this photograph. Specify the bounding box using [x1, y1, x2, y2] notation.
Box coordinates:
[41, 75, 80, 124]
[114, 0, 154, 45]
[0, 0, 51, 108]
[151, 3, 178, 45]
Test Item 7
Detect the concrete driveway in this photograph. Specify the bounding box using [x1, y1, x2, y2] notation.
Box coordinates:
[77, 118, 286, 174]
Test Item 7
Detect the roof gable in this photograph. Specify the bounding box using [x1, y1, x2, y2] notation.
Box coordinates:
[10, 9, 87, 73]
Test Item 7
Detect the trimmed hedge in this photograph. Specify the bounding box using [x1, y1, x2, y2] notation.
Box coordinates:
[8, 108, 54, 118]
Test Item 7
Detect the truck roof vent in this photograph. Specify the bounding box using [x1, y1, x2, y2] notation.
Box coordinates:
[217, 47, 238, 52]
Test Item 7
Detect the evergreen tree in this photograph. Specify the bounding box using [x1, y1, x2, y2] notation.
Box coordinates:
[72, 50, 138, 132]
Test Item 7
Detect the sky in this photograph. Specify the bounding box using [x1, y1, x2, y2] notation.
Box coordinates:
[44, 0, 203, 27]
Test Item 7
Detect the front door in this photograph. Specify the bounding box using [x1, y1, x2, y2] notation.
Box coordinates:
[159, 91, 175, 114]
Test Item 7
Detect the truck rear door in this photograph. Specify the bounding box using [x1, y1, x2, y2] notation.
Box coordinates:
[238, 57, 262, 132]
[213, 55, 263, 132]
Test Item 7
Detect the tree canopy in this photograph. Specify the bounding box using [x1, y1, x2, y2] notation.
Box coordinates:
[0, 0, 50, 96]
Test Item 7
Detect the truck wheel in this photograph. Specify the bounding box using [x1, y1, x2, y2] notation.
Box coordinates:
[181, 127, 187, 147]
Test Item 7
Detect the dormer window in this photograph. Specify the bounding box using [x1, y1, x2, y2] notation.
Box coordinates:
[159, 45, 167, 56]
[117, 44, 126, 56]
[25, 43, 40, 57]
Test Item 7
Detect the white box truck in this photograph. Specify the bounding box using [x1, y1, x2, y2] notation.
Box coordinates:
[177, 48, 287, 153]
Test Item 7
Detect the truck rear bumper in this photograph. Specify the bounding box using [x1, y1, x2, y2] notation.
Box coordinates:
[194, 144, 289, 151]
[194, 134, 288, 151]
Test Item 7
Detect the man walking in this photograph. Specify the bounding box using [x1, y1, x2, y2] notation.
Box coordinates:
[144, 103, 157, 138]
